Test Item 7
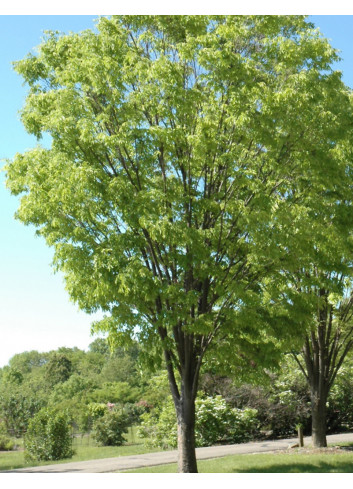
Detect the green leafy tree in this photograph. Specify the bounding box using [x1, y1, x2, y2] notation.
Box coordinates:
[291, 285, 353, 447]
[8, 351, 48, 375]
[100, 353, 138, 384]
[45, 353, 73, 386]
[6, 15, 353, 471]
[274, 165, 353, 447]
[88, 381, 139, 404]
[49, 373, 97, 403]
[0, 390, 45, 436]
[88, 338, 110, 356]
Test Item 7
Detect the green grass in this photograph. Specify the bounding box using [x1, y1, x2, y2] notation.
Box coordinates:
[122, 451, 353, 473]
[0, 427, 159, 472]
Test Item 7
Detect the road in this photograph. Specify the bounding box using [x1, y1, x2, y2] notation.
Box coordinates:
[4, 432, 353, 473]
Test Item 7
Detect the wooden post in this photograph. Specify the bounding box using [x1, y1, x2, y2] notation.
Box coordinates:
[298, 425, 304, 447]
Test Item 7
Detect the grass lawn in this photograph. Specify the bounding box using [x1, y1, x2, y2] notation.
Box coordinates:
[122, 450, 353, 473]
[0, 427, 159, 471]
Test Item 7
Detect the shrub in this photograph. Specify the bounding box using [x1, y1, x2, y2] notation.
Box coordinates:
[25, 408, 74, 461]
[200, 369, 312, 438]
[327, 365, 353, 433]
[138, 402, 176, 449]
[0, 421, 14, 450]
[92, 411, 129, 446]
[138, 395, 259, 448]
[0, 435, 14, 451]
[87, 402, 108, 420]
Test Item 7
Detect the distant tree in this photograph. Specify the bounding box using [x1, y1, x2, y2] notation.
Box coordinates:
[49, 373, 98, 403]
[8, 351, 48, 374]
[292, 284, 353, 447]
[88, 338, 110, 356]
[45, 353, 73, 386]
[100, 353, 137, 384]
[0, 391, 45, 436]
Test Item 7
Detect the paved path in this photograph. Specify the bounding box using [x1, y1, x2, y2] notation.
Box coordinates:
[5, 432, 353, 473]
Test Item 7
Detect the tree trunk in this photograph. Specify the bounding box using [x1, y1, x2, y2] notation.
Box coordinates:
[311, 392, 328, 448]
[174, 387, 198, 472]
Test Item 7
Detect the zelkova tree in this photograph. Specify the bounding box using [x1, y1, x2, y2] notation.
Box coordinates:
[5, 16, 353, 471]
[291, 279, 353, 447]
[281, 148, 353, 448]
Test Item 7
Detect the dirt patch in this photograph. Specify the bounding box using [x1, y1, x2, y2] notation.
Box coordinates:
[257, 446, 353, 456]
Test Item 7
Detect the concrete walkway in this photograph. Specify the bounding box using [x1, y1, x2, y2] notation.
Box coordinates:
[5, 432, 353, 473]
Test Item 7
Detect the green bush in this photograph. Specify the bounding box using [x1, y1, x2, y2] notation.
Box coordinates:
[138, 395, 259, 448]
[0, 421, 14, 450]
[92, 411, 129, 446]
[25, 408, 74, 461]
[327, 364, 353, 432]
[0, 434, 14, 451]
[87, 402, 108, 420]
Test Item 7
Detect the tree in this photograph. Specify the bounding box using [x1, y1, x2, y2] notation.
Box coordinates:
[5, 16, 353, 471]
[279, 152, 353, 447]
[8, 350, 48, 374]
[45, 353, 73, 386]
[292, 284, 353, 447]
[0, 390, 45, 436]
[88, 338, 110, 356]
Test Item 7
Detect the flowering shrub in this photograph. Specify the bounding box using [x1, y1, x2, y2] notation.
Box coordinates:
[25, 408, 73, 461]
[92, 411, 129, 446]
[138, 395, 259, 448]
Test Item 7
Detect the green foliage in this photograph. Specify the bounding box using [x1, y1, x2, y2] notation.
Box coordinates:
[138, 395, 259, 448]
[2, 368, 24, 385]
[89, 381, 140, 404]
[49, 374, 98, 403]
[326, 358, 353, 432]
[0, 391, 45, 436]
[87, 402, 108, 420]
[25, 408, 74, 461]
[45, 353, 73, 386]
[140, 372, 171, 409]
[0, 345, 144, 435]
[6, 14, 353, 383]
[88, 338, 110, 356]
[0, 422, 14, 451]
[100, 355, 138, 384]
[200, 361, 312, 438]
[92, 411, 129, 446]
[196, 396, 259, 447]
[0, 435, 14, 451]
[8, 351, 48, 375]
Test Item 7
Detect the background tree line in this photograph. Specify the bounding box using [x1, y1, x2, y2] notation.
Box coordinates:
[2, 338, 353, 450]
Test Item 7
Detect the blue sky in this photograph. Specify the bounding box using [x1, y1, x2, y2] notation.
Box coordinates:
[0, 15, 353, 367]
[0, 16, 100, 368]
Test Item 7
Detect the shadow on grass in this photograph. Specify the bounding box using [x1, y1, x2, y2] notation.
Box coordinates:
[234, 460, 353, 473]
